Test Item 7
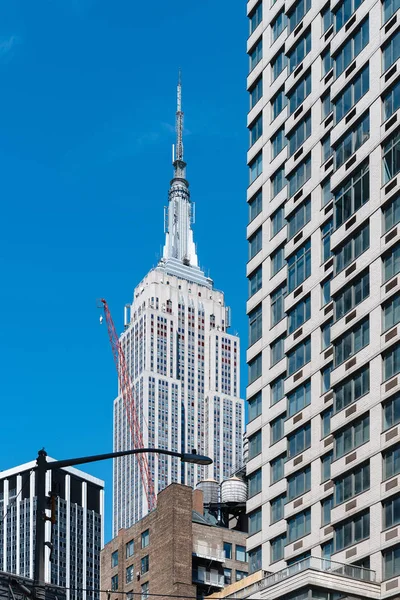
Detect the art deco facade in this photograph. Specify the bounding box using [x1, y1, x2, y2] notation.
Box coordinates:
[245, 0, 400, 596]
[113, 82, 244, 534]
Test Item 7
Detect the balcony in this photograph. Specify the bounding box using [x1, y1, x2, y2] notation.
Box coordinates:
[192, 569, 224, 588]
[193, 543, 225, 562]
[222, 557, 380, 600]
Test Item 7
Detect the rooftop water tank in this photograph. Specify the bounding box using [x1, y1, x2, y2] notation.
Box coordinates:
[196, 479, 220, 504]
[221, 476, 248, 503]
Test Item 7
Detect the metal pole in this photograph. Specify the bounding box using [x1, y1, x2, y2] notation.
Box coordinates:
[33, 449, 48, 593]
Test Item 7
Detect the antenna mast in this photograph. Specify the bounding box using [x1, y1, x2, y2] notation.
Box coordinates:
[175, 70, 184, 164]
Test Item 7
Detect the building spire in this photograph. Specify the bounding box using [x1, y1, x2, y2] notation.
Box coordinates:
[175, 69, 184, 164]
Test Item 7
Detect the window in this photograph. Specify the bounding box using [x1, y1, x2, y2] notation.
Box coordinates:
[335, 113, 370, 168]
[322, 407, 333, 437]
[287, 295, 311, 335]
[271, 534, 286, 562]
[141, 555, 149, 574]
[250, 38, 263, 72]
[249, 152, 263, 184]
[334, 510, 370, 551]
[250, 114, 263, 146]
[288, 380, 311, 417]
[288, 113, 311, 157]
[271, 205, 286, 237]
[288, 198, 311, 239]
[383, 194, 400, 233]
[322, 90, 333, 119]
[321, 219, 333, 263]
[322, 363, 333, 394]
[271, 334, 285, 366]
[334, 221, 369, 274]
[249, 227, 262, 260]
[249, 353, 262, 384]
[271, 412, 286, 443]
[335, 462, 370, 505]
[141, 529, 149, 548]
[272, 87, 287, 119]
[288, 465, 311, 500]
[271, 165, 286, 197]
[272, 10, 287, 41]
[383, 545, 400, 579]
[384, 392, 400, 430]
[322, 134, 333, 163]
[322, 540, 334, 560]
[322, 47, 333, 77]
[236, 545, 247, 562]
[249, 430, 262, 459]
[288, 155, 311, 197]
[383, 30, 400, 73]
[248, 468, 262, 497]
[249, 508, 262, 535]
[236, 570, 248, 581]
[271, 494, 286, 523]
[141, 583, 149, 600]
[334, 270, 369, 321]
[334, 162, 369, 228]
[250, 1, 262, 33]
[126, 540, 134, 558]
[384, 294, 400, 332]
[249, 189, 262, 222]
[321, 319, 332, 352]
[271, 283, 287, 326]
[288, 72, 311, 115]
[250, 76, 263, 109]
[384, 342, 400, 382]
[384, 443, 400, 479]
[288, 422, 311, 457]
[111, 551, 118, 568]
[249, 391, 262, 422]
[272, 48, 288, 80]
[334, 365, 369, 412]
[288, 30, 311, 74]
[289, 0, 311, 33]
[249, 265, 262, 298]
[288, 240, 311, 293]
[224, 541, 232, 559]
[271, 246, 285, 276]
[384, 495, 400, 530]
[271, 453, 286, 483]
[126, 565, 134, 584]
[334, 317, 369, 366]
[322, 178, 333, 206]
[288, 509, 311, 542]
[322, 276, 332, 306]
[334, 414, 370, 458]
[322, 5, 334, 32]
[334, 65, 369, 124]
[224, 569, 232, 585]
[248, 546, 262, 573]
[383, 131, 400, 184]
[249, 304, 262, 346]
[271, 127, 286, 158]
[322, 451, 333, 482]
[288, 337, 311, 376]
[111, 575, 118, 591]
[334, 18, 369, 78]
[384, 243, 400, 283]
[322, 496, 334, 525]
[335, 0, 363, 31]
[271, 372, 286, 405]
[383, 0, 400, 23]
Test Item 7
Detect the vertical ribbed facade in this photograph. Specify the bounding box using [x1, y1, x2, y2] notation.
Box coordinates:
[245, 0, 400, 593]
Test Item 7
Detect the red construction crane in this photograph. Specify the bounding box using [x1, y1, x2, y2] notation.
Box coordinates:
[100, 298, 156, 511]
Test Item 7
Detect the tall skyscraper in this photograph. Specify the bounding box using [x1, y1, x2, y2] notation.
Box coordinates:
[0, 458, 104, 600]
[113, 79, 244, 534]
[245, 0, 400, 596]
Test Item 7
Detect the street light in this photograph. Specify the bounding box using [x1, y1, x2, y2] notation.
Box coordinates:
[33, 447, 212, 596]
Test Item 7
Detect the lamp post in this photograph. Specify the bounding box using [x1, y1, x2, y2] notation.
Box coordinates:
[33, 447, 212, 596]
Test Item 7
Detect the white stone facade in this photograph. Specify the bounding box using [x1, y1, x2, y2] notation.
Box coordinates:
[246, 0, 400, 596]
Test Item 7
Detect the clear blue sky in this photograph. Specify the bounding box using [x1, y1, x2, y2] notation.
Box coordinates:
[0, 1, 248, 542]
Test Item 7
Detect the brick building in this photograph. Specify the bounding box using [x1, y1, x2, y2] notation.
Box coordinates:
[101, 484, 248, 600]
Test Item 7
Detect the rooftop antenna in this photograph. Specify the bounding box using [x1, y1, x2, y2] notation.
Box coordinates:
[175, 69, 184, 164]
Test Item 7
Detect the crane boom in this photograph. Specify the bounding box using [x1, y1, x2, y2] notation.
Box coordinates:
[101, 298, 156, 511]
